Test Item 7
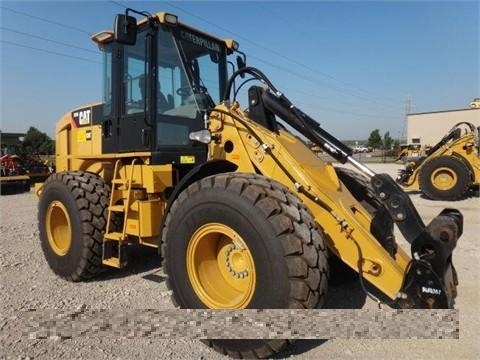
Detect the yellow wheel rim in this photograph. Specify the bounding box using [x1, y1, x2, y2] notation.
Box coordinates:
[431, 167, 457, 191]
[46, 201, 72, 256]
[187, 223, 256, 309]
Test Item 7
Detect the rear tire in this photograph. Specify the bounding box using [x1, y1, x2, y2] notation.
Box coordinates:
[162, 173, 328, 358]
[418, 156, 471, 200]
[38, 171, 110, 281]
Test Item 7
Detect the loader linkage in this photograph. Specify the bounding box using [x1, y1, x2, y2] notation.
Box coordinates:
[371, 174, 461, 308]
[225, 67, 463, 309]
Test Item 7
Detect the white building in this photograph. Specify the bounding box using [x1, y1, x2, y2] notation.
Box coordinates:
[407, 108, 480, 146]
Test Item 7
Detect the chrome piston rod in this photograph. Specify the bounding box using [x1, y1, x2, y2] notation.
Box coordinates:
[346, 156, 376, 178]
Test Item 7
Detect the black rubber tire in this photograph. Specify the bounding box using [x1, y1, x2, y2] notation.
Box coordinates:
[23, 178, 31, 192]
[335, 167, 376, 204]
[161, 173, 328, 359]
[418, 156, 471, 201]
[330, 167, 397, 284]
[38, 171, 110, 281]
[413, 155, 427, 166]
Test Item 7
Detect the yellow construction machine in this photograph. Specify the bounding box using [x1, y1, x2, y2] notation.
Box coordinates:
[394, 144, 423, 164]
[37, 9, 463, 358]
[397, 122, 479, 200]
[470, 98, 480, 108]
[0, 154, 31, 193]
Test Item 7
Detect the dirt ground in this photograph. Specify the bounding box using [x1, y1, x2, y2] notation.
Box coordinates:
[0, 163, 478, 359]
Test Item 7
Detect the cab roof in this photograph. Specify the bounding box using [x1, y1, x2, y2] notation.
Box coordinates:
[91, 11, 238, 53]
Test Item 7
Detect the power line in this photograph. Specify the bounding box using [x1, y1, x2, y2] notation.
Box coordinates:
[0, 6, 91, 35]
[1, 27, 98, 54]
[163, 1, 402, 112]
[255, 4, 402, 104]
[1, 40, 101, 64]
[9, 0, 400, 114]
[402, 97, 412, 141]
[108, 0, 400, 112]
[109, 0, 128, 9]
[234, 81, 398, 120]
[294, 98, 400, 120]
[233, 84, 398, 120]
[108, 2, 333, 103]
[246, 54, 401, 116]
[108, 0, 401, 119]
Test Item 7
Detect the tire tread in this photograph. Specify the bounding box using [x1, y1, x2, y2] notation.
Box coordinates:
[39, 171, 109, 281]
[161, 172, 328, 359]
[418, 156, 471, 201]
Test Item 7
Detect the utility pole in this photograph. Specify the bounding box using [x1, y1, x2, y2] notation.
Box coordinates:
[402, 97, 411, 142]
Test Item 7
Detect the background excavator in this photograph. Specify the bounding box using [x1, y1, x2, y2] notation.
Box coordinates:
[36, 9, 463, 358]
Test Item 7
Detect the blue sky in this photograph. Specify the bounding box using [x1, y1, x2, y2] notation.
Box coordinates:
[1, 1, 478, 140]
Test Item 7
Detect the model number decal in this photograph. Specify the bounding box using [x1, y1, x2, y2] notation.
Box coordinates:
[421, 286, 442, 295]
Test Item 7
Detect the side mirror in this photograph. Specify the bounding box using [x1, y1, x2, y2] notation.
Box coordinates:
[114, 14, 137, 45]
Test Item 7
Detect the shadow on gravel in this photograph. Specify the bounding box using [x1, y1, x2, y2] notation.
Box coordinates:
[278, 278, 399, 358]
[142, 272, 166, 283]
[409, 187, 479, 200]
[404, 190, 423, 196]
[418, 190, 479, 201]
[90, 242, 393, 358]
[274, 339, 328, 358]
[94, 244, 163, 282]
[324, 279, 367, 309]
[1, 184, 29, 195]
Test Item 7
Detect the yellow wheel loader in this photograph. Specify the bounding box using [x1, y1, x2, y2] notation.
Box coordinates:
[394, 144, 423, 164]
[37, 9, 463, 358]
[397, 122, 480, 200]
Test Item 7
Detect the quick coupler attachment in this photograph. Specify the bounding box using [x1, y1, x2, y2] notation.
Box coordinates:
[399, 209, 462, 309]
[395, 168, 411, 184]
[370, 174, 426, 241]
[370, 174, 462, 308]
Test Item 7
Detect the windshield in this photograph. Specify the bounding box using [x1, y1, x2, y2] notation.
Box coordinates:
[155, 26, 226, 147]
[177, 29, 225, 103]
[156, 26, 226, 118]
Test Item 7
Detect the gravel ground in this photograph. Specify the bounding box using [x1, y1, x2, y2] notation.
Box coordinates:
[1, 163, 478, 359]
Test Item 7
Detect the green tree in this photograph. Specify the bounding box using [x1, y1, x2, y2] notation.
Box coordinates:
[367, 129, 382, 149]
[21, 127, 54, 156]
[383, 131, 393, 149]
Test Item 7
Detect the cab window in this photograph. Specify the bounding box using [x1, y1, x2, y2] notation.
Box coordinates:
[124, 35, 146, 115]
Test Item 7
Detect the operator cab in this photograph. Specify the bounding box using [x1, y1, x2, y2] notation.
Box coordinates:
[91, 11, 234, 166]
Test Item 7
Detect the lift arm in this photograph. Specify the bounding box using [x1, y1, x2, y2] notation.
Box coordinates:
[215, 66, 463, 308]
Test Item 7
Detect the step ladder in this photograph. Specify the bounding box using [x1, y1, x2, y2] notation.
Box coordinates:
[102, 159, 137, 268]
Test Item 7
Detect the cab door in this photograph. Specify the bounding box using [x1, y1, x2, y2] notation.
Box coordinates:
[99, 42, 119, 154]
[118, 31, 152, 152]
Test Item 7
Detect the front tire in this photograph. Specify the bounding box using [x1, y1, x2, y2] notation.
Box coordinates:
[418, 156, 471, 200]
[38, 171, 110, 281]
[162, 173, 328, 358]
